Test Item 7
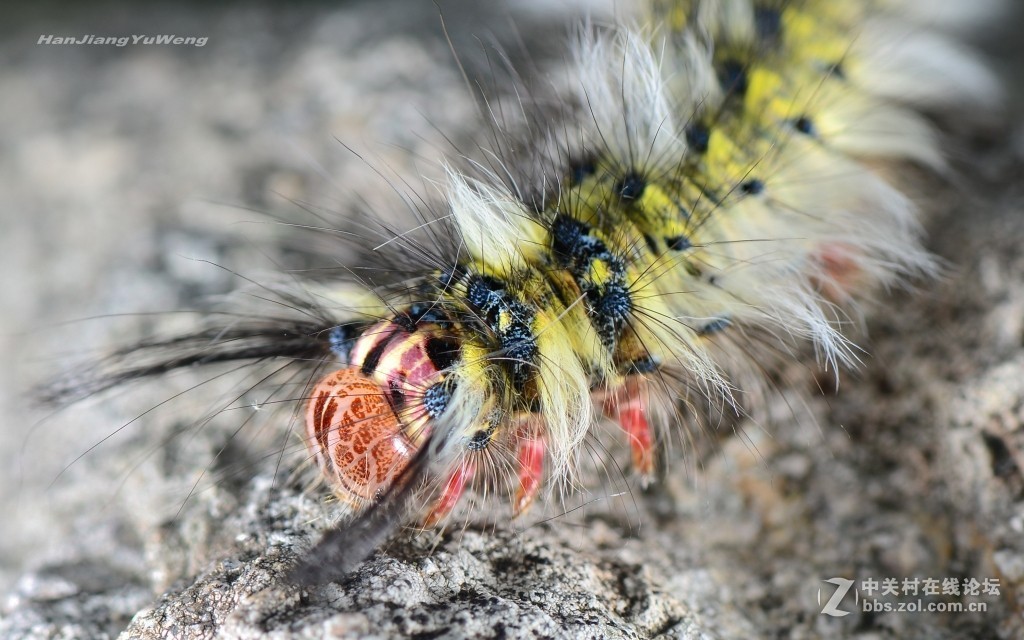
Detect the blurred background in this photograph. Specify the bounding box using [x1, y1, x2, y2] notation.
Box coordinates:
[3, 1, 1024, 638]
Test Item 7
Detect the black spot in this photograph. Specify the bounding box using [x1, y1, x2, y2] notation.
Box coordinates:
[500, 321, 536, 362]
[327, 324, 357, 362]
[740, 179, 764, 196]
[359, 336, 392, 376]
[605, 254, 628, 281]
[576, 236, 609, 267]
[392, 313, 417, 332]
[718, 59, 748, 96]
[569, 157, 597, 184]
[465, 275, 504, 307]
[754, 7, 782, 42]
[643, 234, 659, 255]
[467, 428, 493, 451]
[388, 378, 405, 409]
[423, 381, 452, 419]
[465, 273, 541, 392]
[589, 283, 632, 346]
[498, 301, 538, 390]
[408, 303, 450, 327]
[703, 188, 724, 207]
[793, 115, 816, 137]
[626, 357, 659, 374]
[465, 275, 508, 325]
[425, 336, 460, 371]
[551, 214, 611, 270]
[616, 172, 647, 201]
[686, 123, 710, 153]
[436, 265, 465, 288]
[825, 62, 845, 80]
[665, 235, 691, 251]
[698, 316, 731, 336]
[596, 286, 632, 320]
[551, 214, 588, 259]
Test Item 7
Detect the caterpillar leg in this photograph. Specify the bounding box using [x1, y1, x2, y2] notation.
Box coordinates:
[603, 376, 655, 485]
[512, 424, 546, 517]
[813, 242, 865, 303]
[422, 459, 476, 528]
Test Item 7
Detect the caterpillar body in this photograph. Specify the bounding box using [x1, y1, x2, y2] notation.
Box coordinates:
[42, 0, 1002, 593]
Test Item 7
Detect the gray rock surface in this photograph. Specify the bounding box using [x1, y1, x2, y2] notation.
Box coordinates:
[2, 1, 1024, 638]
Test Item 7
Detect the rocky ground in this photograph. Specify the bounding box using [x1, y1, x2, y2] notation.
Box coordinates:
[2, 1, 1023, 638]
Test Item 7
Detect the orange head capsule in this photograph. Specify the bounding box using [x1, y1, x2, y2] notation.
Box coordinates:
[305, 317, 459, 513]
[305, 367, 414, 510]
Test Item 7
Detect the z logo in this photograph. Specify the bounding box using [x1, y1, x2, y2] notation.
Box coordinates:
[818, 578, 858, 617]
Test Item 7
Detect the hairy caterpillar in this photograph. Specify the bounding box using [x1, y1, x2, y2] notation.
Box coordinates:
[14, 0, 1014, 635]
[46, 0, 997, 569]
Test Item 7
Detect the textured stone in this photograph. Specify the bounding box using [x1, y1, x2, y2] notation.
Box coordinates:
[2, 2, 1024, 639]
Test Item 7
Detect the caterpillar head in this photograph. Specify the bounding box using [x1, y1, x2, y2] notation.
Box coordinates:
[305, 318, 459, 511]
[304, 299, 565, 528]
